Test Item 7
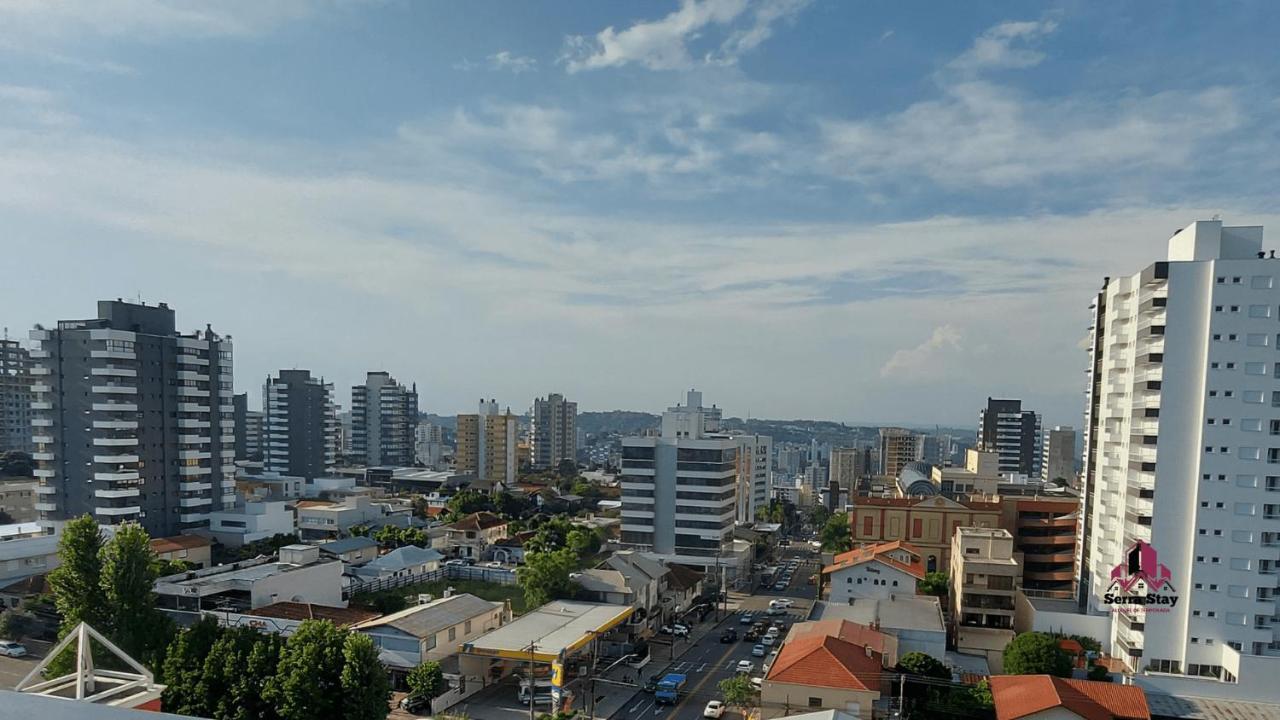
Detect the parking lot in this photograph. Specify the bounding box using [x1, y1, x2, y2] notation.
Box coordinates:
[0, 639, 49, 690]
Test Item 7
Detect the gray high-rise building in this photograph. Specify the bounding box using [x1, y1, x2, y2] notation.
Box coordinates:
[233, 393, 264, 462]
[531, 392, 577, 469]
[351, 372, 417, 466]
[0, 339, 34, 454]
[977, 397, 1042, 477]
[263, 370, 338, 479]
[28, 300, 235, 536]
[1040, 425, 1076, 484]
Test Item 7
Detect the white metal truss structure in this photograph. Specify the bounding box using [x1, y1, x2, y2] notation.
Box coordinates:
[15, 622, 165, 708]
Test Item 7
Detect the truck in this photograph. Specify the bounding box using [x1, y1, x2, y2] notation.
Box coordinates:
[654, 673, 687, 705]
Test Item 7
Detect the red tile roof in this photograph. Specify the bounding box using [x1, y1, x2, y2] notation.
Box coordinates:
[766, 633, 884, 691]
[149, 535, 212, 554]
[790, 619, 894, 660]
[989, 675, 1150, 720]
[448, 511, 508, 531]
[822, 541, 926, 579]
[423, 506, 445, 517]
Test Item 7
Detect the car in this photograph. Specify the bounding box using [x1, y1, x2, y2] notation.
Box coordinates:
[643, 675, 661, 693]
[0, 640, 27, 657]
[768, 599, 793, 609]
[751, 644, 766, 657]
[483, 561, 503, 568]
[765, 627, 780, 638]
[736, 660, 754, 674]
[760, 635, 774, 647]
[807, 574, 817, 585]
[767, 606, 786, 615]
[720, 629, 738, 643]
[739, 613, 754, 625]
[399, 694, 431, 713]
[444, 559, 467, 567]
[671, 624, 690, 637]
[773, 581, 786, 590]
[704, 701, 726, 719]
[744, 630, 759, 642]
[750, 677, 763, 691]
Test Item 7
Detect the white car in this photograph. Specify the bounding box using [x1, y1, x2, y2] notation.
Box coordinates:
[760, 635, 774, 647]
[0, 640, 27, 657]
[769, 598, 794, 609]
[750, 677, 763, 691]
[671, 624, 690, 637]
[751, 644, 766, 657]
[736, 660, 754, 674]
[444, 559, 467, 567]
[703, 701, 726, 719]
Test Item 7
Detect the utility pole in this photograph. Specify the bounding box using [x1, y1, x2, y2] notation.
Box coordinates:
[898, 671, 906, 719]
[527, 643, 537, 720]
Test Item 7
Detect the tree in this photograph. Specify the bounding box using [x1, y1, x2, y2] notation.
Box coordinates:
[895, 651, 949, 679]
[407, 660, 445, 702]
[47, 514, 107, 633]
[717, 674, 756, 709]
[267, 619, 350, 720]
[161, 617, 225, 717]
[101, 523, 171, 664]
[517, 548, 578, 607]
[556, 459, 578, 478]
[0, 610, 38, 640]
[917, 571, 948, 597]
[0, 450, 32, 477]
[806, 504, 830, 530]
[1003, 632, 1073, 677]
[227, 630, 285, 720]
[1087, 664, 1112, 682]
[968, 679, 994, 709]
[819, 513, 852, 552]
[444, 490, 494, 521]
[340, 632, 391, 720]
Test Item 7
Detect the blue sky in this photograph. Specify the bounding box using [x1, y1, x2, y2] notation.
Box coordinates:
[2, 0, 1278, 426]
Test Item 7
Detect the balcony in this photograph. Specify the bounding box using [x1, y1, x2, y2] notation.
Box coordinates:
[31, 383, 51, 393]
[93, 420, 138, 430]
[34, 502, 57, 512]
[178, 434, 211, 444]
[31, 452, 54, 461]
[179, 466, 212, 476]
[94, 488, 141, 499]
[177, 419, 211, 429]
[33, 468, 55, 478]
[177, 387, 211, 398]
[91, 385, 137, 395]
[94, 471, 140, 482]
[179, 513, 210, 523]
[179, 482, 212, 492]
[93, 454, 139, 464]
[94, 506, 141, 516]
[89, 350, 135, 360]
[178, 497, 213, 508]
[1018, 516, 1077, 529]
[93, 437, 138, 447]
[1024, 569, 1076, 582]
[35, 485, 57, 495]
[92, 402, 137, 413]
[30, 402, 52, 411]
[91, 366, 137, 377]
[178, 450, 211, 460]
[1022, 551, 1075, 563]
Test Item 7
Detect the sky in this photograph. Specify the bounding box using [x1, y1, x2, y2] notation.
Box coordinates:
[1, 1, 1278, 427]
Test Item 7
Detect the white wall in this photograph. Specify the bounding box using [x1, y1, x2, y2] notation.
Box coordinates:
[828, 563, 917, 603]
[247, 560, 344, 608]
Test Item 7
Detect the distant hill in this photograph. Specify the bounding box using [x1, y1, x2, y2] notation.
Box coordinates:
[721, 417, 876, 446]
[578, 411, 660, 435]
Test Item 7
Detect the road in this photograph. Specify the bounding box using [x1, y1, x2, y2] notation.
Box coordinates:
[608, 550, 823, 720]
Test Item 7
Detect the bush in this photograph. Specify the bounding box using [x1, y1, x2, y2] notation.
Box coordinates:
[1003, 632, 1073, 677]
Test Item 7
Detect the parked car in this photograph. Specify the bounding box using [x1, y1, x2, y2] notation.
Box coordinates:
[720, 629, 738, 643]
[760, 635, 774, 647]
[750, 677, 763, 691]
[769, 598, 794, 609]
[703, 701, 726, 719]
[0, 640, 27, 657]
[739, 613, 754, 625]
[767, 606, 786, 616]
[483, 561, 503, 568]
[736, 660, 754, 674]
[400, 694, 431, 713]
[444, 559, 467, 567]
[671, 624, 690, 637]
[751, 644, 766, 657]
[744, 630, 759, 642]
[773, 581, 786, 590]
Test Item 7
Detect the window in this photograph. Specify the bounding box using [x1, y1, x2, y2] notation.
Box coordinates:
[1208, 418, 1216, 425]
[1211, 362, 1220, 369]
[1217, 277, 1226, 284]
[465, 620, 472, 634]
[1240, 447, 1260, 460]
[1232, 530, 1254, 543]
[1252, 275, 1273, 289]
[1226, 363, 1236, 370]
[1250, 305, 1273, 318]
[1214, 334, 1222, 341]
[1236, 503, 1257, 516]
[1231, 558, 1251, 570]
[1250, 333, 1271, 347]
[1226, 391, 1235, 397]
[1229, 585, 1249, 598]
[1243, 418, 1263, 432]
[1230, 334, 1238, 341]
[448, 627, 457, 641]
[1234, 277, 1243, 284]
[1232, 305, 1241, 312]
[808, 698, 822, 708]
[1244, 390, 1264, 404]
[1210, 391, 1218, 397]
[1247, 363, 1267, 375]
[1237, 474, 1258, 487]
[1191, 637, 1200, 644]
[1216, 305, 1225, 312]
[1208, 611, 1217, 618]
[1227, 612, 1247, 625]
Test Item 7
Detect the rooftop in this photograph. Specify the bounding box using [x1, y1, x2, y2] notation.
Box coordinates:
[148, 534, 212, 554]
[854, 496, 1002, 512]
[1144, 693, 1280, 720]
[788, 618, 894, 659]
[448, 511, 507, 531]
[823, 541, 925, 579]
[461, 600, 634, 662]
[250, 601, 381, 627]
[360, 545, 443, 573]
[354, 593, 501, 639]
[989, 675, 1150, 720]
[810, 598, 946, 634]
[318, 536, 379, 554]
[765, 633, 883, 691]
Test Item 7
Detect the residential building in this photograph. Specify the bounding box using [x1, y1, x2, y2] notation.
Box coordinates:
[455, 399, 517, 491]
[1080, 219, 1280, 702]
[600, 550, 671, 634]
[415, 422, 445, 469]
[206, 499, 296, 547]
[236, 471, 303, 501]
[354, 545, 444, 581]
[154, 544, 344, 612]
[978, 398, 1042, 477]
[1041, 425, 1077, 483]
[810, 599, 946, 660]
[787, 618, 900, 666]
[435, 511, 508, 560]
[950, 527, 1019, 669]
[829, 447, 870, 491]
[531, 393, 577, 470]
[28, 300, 235, 536]
[0, 480, 36, 523]
[988, 675, 1150, 720]
[619, 390, 738, 574]
[353, 593, 508, 680]
[878, 428, 923, 478]
[218, 601, 379, 636]
[575, 568, 633, 605]
[350, 371, 417, 466]
[317, 536, 379, 565]
[932, 449, 1002, 499]
[0, 533, 60, 586]
[850, 495, 1001, 572]
[1001, 497, 1079, 600]
[727, 432, 772, 523]
[921, 434, 952, 467]
[0, 339, 33, 454]
[296, 495, 394, 540]
[803, 462, 827, 492]
[149, 535, 212, 569]
[823, 540, 924, 603]
[232, 393, 263, 462]
[263, 369, 338, 480]
[760, 622, 886, 720]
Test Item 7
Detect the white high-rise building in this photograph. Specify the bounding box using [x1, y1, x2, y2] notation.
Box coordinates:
[1082, 219, 1280, 702]
[727, 433, 772, 523]
[620, 390, 738, 570]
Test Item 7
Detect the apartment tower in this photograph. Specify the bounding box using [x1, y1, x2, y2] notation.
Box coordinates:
[456, 399, 517, 490]
[350, 371, 418, 466]
[263, 369, 338, 479]
[531, 392, 577, 470]
[0, 339, 33, 454]
[1041, 425, 1077, 484]
[878, 428, 923, 478]
[978, 398, 1042, 477]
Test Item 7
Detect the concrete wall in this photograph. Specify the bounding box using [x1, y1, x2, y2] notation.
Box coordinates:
[828, 563, 917, 603]
[761, 681, 876, 720]
[1014, 592, 1111, 641]
[247, 560, 344, 608]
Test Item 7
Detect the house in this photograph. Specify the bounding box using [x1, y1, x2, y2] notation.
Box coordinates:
[352, 593, 508, 679]
[0, 534, 59, 586]
[787, 618, 899, 667]
[318, 536, 379, 566]
[574, 569, 633, 605]
[811, 599, 946, 660]
[0, 573, 46, 610]
[761, 627, 886, 719]
[236, 472, 304, 501]
[354, 545, 444, 581]
[823, 541, 926, 602]
[436, 512, 508, 560]
[601, 551, 670, 635]
[988, 675, 1150, 720]
[665, 564, 705, 611]
[216, 601, 382, 636]
[491, 530, 537, 565]
[296, 495, 386, 540]
[154, 544, 344, 613]
[207, 500, 296, 547]
[149, 535, 212, 569]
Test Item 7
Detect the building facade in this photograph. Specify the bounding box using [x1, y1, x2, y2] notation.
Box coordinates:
[950, 527, 1019, 667]
[878, 428, 923, 478]
[531, 392, 577, 470]
[978, 398, 1042, 477]
[28, 301, 235, 536]
[350, 371, 418, 466]
[830, 447, 871, 491]
[455, 399, 517, 490]
[620, 390, 738, 571]
[823, 541, 925, 603]
[850, 496, 1001, 573]
[263, 369, 338, 479]
[232, 393, 263, 462]
[1001, 496, 1079, 600]
[1080, 219, 1280, 699]
[1041, 425, 1077, 483]
[0, 339, 33, 455]
[414, 422, 444, 469]
[729, 433, 772, 523]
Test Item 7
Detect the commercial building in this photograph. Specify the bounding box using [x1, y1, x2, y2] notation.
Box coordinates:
[829, 447, 871, 491]
[850, 495, 1001, 573]
[822, 540, 925, 603]
[350, 371, 417, 466]
[931, 449, 1002, 498]
[0, 339, 33, 454]
[978, 398, 1041, 477]
[455, 399, 517, 491]
[1079, 219, 1280, 702]
[531, 393, 577, 470]
[1041, 425, 1077, 484]
[28, 300, 234, 536]
[232, 393, 263, 462]
[619, 390, 739, 572]
[262, 369, 338, 479]
[154, 544, 343, 612]
[950, 527, 1019, 669]
[207, 499, 297, 547]
[878, 428, 923, 478]
[414, 422, 445, 469]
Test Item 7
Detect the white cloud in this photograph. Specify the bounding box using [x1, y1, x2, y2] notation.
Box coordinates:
[879, 325, 964, 379]
[488, 51, 536, 74]
[949, 19, 1057, 71]
[561, 0, 805, 73]
[0, 0, 321, 40]
[0, 84, 78, 127]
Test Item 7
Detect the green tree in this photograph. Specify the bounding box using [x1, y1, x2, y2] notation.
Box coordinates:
[101, 523, 171, 663]
[1087, 664, 1112, 682]
[197, 626, 253, 719]
[516, 548, 578, 607]
[896, 651, 949, 679]
[445, 490, 494, 521]
[340, 632, 391, 720]
[47, 514, 108, 633]
[917, 571, 948, 597]
[819, 513, 853, 552]
[267, 619, 350, 720]
[717, 674, 756, 709]
[160, 617, 225, 717]
[1003, 632, 1073, 677]
[227, 630, 285, 720]
[806, 504, 830, 529]
[407, 660, 445, 702]
[968, 678, 993, 709]
[0, 610, 38, 640]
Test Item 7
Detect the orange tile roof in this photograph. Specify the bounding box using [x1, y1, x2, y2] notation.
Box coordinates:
[448, 511, 507, 531]
[790, 619, 894, 659]
[1059, 639, 1085, 655]
[822, 541, 925, 579]
[766, 633, 884, 691]
[990, 675, 1150, 720]
[423, 506, 445, 517]
[149, 535, 212, 554]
